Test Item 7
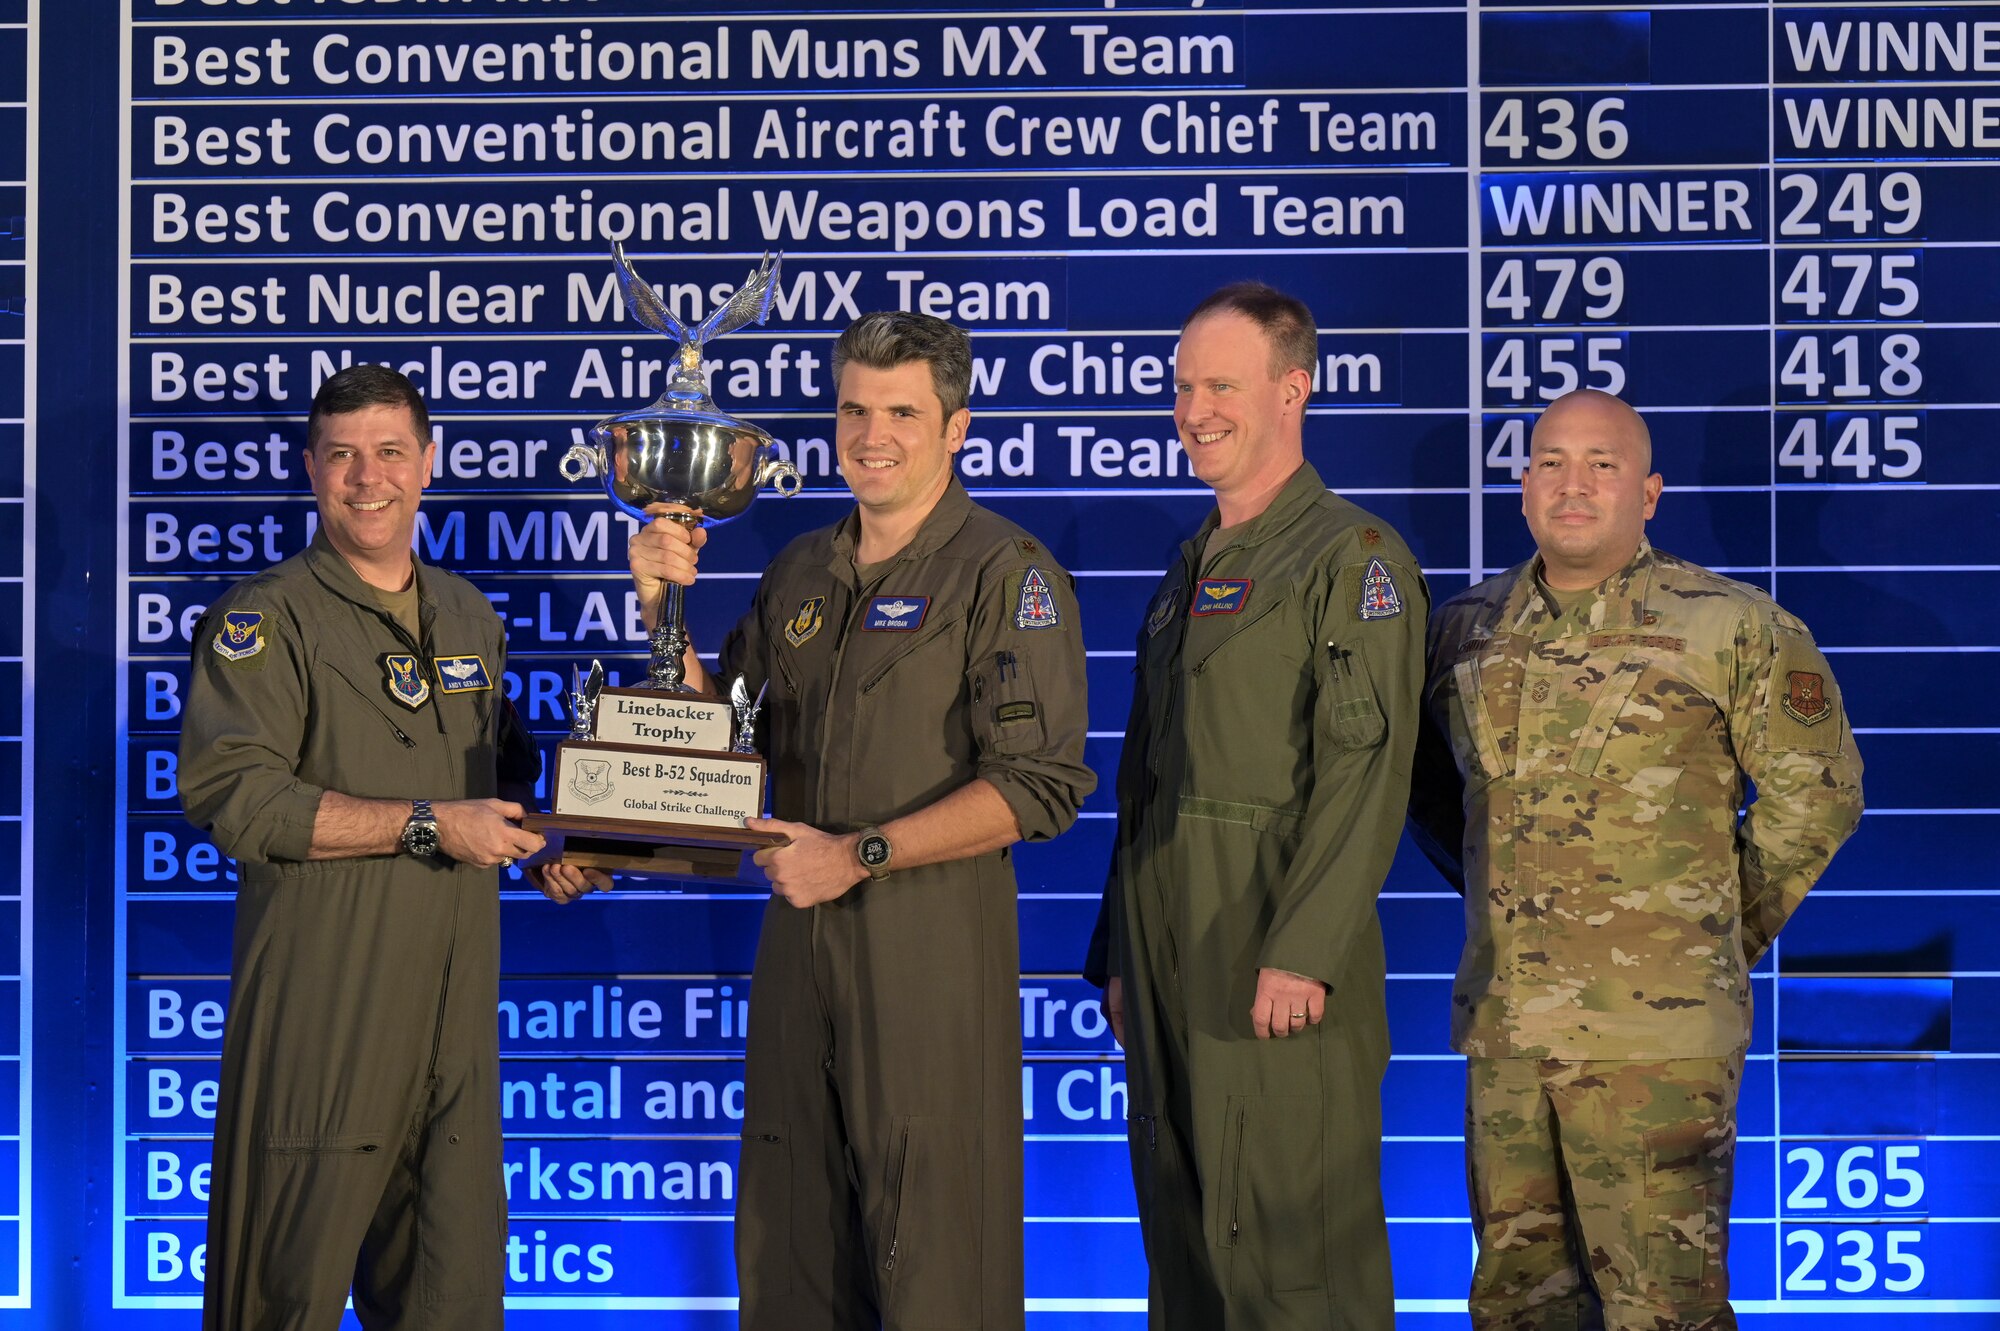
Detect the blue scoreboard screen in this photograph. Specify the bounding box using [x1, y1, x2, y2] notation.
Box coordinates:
[87, 0, 2000, 1326]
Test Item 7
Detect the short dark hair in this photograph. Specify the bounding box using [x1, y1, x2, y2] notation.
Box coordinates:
[308, 365, 430, 451]
[831, 311, 974, 419]
[1181, 281, 1319, 380]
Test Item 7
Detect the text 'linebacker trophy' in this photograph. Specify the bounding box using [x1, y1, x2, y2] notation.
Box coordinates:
[524, 244, 800, 877]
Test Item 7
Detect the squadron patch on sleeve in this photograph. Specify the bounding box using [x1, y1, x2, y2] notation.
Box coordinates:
[1357, 558, 1404, 621]
[384, 654, 432, 709]
[1781, 670, 1831, 726]
[1014, 566, 1060, 629]
[211, 610, 266, 663]
[784, 595, 826, 647]
[434, 654, 492, 693]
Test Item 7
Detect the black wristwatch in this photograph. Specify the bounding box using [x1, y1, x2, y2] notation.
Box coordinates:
[400, 799, 441, 858]
[855, 827, 893, 880]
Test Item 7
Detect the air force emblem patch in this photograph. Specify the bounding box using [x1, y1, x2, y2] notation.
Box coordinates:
[1782, 670, 1832, 726]
[1357, 558, 1403, 621]
[434, 655, 492, 693]
[1145, 586, 1179, 638]
[212, 610, 265, 662]
[864, 597, 930, 632]
[1014, 567, 1060, 630]
[1191, 579, 1252, 616]
[784, 596, 826, 647]
[384, 654, 432, 709]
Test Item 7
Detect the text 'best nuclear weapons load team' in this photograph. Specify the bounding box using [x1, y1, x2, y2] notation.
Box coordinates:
[179, 280, 1862, 1331]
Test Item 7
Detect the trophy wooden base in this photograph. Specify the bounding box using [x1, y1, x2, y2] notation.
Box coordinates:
[522, 813, 787, 879]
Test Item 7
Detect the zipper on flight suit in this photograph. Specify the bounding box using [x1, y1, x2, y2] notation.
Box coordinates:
[426, 894, 461, 1078]
[881, 1124, 912, 1272]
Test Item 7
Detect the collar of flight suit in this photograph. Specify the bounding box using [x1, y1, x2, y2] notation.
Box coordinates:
[825, 473, 977, 585]
[1505, 536, 1661, 637]
[302, 529, 437, 645]
[1181, 460, 1328, 572]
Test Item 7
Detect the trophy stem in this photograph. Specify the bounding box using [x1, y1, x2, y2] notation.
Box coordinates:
[647, 513, 702, 693]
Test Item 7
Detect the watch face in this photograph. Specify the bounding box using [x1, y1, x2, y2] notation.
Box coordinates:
[858, 834, 891, 869]
[404, 820, 440, 856]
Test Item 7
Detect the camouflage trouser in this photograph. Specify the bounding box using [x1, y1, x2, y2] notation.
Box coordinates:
[1465, 1053, 1743, 1331]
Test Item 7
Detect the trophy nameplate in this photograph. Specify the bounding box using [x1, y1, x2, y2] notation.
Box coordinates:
[551, 740, 763, 827]
[588, 686, 733, 751]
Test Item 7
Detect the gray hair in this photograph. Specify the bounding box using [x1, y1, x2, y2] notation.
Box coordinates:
[831, 311, 974, 419]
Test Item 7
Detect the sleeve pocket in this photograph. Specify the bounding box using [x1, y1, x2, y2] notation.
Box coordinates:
[1320, 645, 1387, 751]
[969, 647, 1046, 757]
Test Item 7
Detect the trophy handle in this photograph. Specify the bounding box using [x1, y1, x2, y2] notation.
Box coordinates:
[758, 458, 804, 497]
[558, 442, 601, 483]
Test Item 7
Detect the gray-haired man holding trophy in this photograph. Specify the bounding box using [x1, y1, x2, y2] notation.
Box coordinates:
[629, 307, 1096, 1328]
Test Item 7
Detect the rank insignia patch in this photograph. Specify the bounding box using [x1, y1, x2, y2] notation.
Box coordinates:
[1015, 567, 1060, 629]
[212, 610, 265, 663]
[1362, 527, 1382, 546]
[1357, 558, 1403, 620]
[864, 596, 930, 632]
[384, 654, 432, 709]
[1145, 586, 1179, 637]
[434, 655, 492, 693]
[784, 596, 826, 647]
[1781, 670, 1832, 726]
[1191, 579, 1252, 616]
[568, 758, 614, 804]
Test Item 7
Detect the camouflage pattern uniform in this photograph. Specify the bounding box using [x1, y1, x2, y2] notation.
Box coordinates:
[1409, 540, 1864, 1331]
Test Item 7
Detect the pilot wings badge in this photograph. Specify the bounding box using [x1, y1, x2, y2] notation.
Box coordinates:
[568, 758, 615, 805]
[433, 654, 492, 693]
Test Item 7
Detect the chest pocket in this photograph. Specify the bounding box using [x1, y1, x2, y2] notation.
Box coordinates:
[856, 612, 968, 700]
[1443, 649, 1509, 784]
[1185, 595, 1296, 675]
[1568, 653, 1702, 801]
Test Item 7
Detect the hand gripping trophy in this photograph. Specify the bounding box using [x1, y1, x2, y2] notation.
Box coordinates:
[524, 246, 799, 876]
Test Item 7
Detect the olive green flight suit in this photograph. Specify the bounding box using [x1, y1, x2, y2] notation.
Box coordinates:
[721, 478, 1095, 1331]
[1409, 540, 1865, 1331]
[179, 533, 533, 1331]
[1087, 463, 1428, 1330]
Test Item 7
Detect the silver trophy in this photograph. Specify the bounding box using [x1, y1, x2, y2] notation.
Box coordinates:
[568, 660, 606, 741]
[560, 243, 803, 692]
[728, 674, 767, 755]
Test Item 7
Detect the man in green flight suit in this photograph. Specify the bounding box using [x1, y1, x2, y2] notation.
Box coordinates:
[628, 311, 1096, 1329]
[1408, 389, 1865, 1330]
[179, 366, 603, 1329]
[1085, 282, 1428, 1330]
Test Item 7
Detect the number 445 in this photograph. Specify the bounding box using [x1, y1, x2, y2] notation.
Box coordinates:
[1779, 415, 1922, 482]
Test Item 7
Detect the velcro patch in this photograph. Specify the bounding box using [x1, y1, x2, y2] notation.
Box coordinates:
[1764, 633, 1844, 754]
[1781, 670, 1831, 726]
[996, 701, 1038, 725]
[1191, 579, 1251, 616]
[212, 610, 265, 663]
[1015, 566, 1060, 630]
[384, 653, 432, 709]
[784, 596, 826, 647]
[1357, 558, 1403, 620]
[863, 596, 930, 632]
[1145, 586, 1180, 638]
[434, 654, 492, 693]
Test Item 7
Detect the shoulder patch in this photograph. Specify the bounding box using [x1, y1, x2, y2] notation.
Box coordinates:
[1015, 537, 1040, 558]
[1362, 526, 1382, 547]
[1357, 558, 1404, 621]
[212, 610, 266, 663]
[1014, 566, 1060, 630]
[384, 653, 432, 709]
[1764, 631, 1845, 754]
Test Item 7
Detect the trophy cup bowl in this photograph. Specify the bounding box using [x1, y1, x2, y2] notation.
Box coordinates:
[584, 404, 802, 527]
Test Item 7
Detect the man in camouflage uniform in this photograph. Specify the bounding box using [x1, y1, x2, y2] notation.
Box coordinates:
[1408, 390, 1865, 1330]
[1087, 282, 1426, 1330]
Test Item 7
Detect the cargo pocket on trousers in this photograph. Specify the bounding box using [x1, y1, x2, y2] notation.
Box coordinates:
[735, 1123, 792, 1299]
[253, 1134, 387, 1306]
[1217, 1095, 1326, 1294]
[877, 1115, 981, 1330]
[1642, 1116, 1729, 1300]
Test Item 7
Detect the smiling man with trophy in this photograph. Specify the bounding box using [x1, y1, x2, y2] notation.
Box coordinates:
[625, 295, 1096, 1329]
